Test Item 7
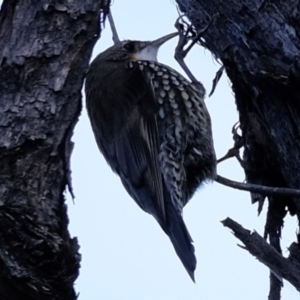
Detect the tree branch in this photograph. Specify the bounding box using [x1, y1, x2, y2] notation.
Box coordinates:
[216, 175, 300, 198]
[222, 218, 300, 292]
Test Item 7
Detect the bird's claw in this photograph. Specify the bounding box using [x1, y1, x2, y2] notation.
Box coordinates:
[174, 15, 217, 84]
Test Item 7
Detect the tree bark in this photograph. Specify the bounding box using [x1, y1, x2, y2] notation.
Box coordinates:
[0, 0, 108, 299]
[175, 0, 300, 298]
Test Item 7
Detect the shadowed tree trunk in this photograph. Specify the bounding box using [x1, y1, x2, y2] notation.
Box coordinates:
[0, 0, 108, 299]
[175, 0, 300, 298]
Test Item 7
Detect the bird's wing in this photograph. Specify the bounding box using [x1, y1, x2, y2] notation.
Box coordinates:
[86, 62, 197, 280]
[87, 63, 166, 224]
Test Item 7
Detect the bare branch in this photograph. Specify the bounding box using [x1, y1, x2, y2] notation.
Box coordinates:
[108, 9, 120, 44]
[216, 175, 300, 198]
[269, 272, 282, 300]
[221, 218, 300, 292]
[217, 122, 245, 166]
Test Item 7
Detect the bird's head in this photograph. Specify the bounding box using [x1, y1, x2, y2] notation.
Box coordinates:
[97, 32, 178, 63]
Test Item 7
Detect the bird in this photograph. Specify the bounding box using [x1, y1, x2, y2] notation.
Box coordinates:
[85, 32, 216, 281]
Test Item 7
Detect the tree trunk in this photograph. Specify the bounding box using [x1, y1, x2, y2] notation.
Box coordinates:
[175, 0, 300, 298]
[0, 0, 107, 299]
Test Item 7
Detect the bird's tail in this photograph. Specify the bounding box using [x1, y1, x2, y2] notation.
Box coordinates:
[167, 213, 196, 281]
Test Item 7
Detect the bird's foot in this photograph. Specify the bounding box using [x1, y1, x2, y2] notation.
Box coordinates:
[174, 15, 217, 85]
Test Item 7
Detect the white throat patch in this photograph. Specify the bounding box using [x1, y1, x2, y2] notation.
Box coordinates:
[134, 47, 158, 62]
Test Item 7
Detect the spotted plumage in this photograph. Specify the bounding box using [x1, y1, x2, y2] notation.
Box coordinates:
[130, 60, 214, 212]
[85, 33, 216, 281]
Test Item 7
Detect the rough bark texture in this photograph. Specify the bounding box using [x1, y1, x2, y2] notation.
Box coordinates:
[175, 0, 300, 298]
[0, 0, 108, 299]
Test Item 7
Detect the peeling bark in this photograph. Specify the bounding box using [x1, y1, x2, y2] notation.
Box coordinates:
[0, 0, 108, 299]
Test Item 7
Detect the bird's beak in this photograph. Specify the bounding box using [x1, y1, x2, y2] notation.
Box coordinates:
[150, 32, 179, 49]
[133, 32, 178, 62]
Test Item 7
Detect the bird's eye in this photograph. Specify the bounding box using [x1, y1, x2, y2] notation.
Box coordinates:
[123, 42, 135, 52]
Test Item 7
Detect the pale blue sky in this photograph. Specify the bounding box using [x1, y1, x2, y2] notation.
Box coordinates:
[65, 1, 299, 299]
